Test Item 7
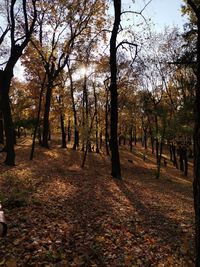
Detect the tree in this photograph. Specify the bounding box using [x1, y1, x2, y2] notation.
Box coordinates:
[109, 0, 122, 179]
[185, 1, 200, 265]
[0, 0, 37, 165]
[30, 0, 107, 148]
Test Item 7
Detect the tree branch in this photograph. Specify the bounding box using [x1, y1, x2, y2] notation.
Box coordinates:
[187, 0, 200, 17]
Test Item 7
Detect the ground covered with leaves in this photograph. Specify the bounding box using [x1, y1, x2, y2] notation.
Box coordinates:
[0, 139, 195, 266]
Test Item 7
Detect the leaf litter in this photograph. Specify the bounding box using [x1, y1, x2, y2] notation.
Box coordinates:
[0, 142, 195, 266]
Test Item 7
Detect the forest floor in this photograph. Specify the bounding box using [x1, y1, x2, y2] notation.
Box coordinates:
[0, 138, 195, 267]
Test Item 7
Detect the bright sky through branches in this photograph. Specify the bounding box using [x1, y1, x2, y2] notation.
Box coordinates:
[124, 0, 186, 31]
[15, 0, 186, 80]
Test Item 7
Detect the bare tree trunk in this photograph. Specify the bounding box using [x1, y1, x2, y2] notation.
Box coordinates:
[42, 81, 53, 148]
[129, 125, 133, 152]
[109, 0, 121, 179]
[105, 88, 110, 155]
[187, 3, 200, 264]
[0, 72, 15, 166]
[0, 113, 4, 144]
[183, 147, 188, 176]
[57, 95, 67, 148]
[60, 114, 66, 148]
[82, 81, 86, 152]
[81, 112, 96, 168]
[171, 143, 178, 168]
[144, 129, 147, 149]
[67, 118, 71, 142]
[0, 0, 37, 166]
[179, 146, 184, 171]
[67, 62, 79, 150]
[93, 83, 99, 153]
[100, 131, 103, 149]
[169, 143, 173, 161]
[30, 83, 44, 160]
[134, 126, 137, 146]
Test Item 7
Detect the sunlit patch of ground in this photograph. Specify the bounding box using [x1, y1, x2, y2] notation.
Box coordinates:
[0, 138, 195, 266]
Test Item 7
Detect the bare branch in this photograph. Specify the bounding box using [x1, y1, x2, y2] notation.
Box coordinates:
[121, 0, 152, 26]
[0, 26, 9, 46]
[23, 0, 28, 33]
[10, 0, 16, 46]
[140, 0, 153, 14]
[116, 40, 137, 51]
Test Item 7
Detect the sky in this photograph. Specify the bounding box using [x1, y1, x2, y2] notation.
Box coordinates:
[14, 0, 188, 79]
[123, 0, 187, 32]
[147, 0, 186, 31]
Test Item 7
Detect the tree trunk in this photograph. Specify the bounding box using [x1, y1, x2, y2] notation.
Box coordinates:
[134, 126, 137, 146]
[155, 138, 159, 163]
[144, 129, 147, 149]
[81, 81, 86, 152]
[156, 140, 163, 179]
[67, 118, 71, 142]
[82, 73, 90, 152]
[105, 88, 110, 155]
[30, 83, 44, 160]
[191, 7, 200, 265]
[0, 114, 4, 144]
[179, 146, 184, 172]
[183, 147, 188, 177]
[119, 135, 122, 146]
[93, 84, 99, 153]
[100, 131, 103, 149]
[123, 136, 126, 145]
[42, 82, 53, 148]
[81, 112, 96, 168]
[129, 125, 133, 152]
[73, 110, 79, 150]
[172, 143, 178, 168]
[60, 114, 66, 148]
[109, 0, 121, 179]
[148, 117, 154, 153]
[67, 62, 79, 150]
[151, 137, 154, 154]
[0, 72, 15, 166]
[169, 143, 173, 161]
[17, 127, 21, 139]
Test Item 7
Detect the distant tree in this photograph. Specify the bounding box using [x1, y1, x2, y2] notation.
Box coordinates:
[29, 0, 107, 149]
[66, 61, 80, 150]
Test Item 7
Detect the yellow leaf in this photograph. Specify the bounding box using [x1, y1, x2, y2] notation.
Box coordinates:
[95, 235, 105, 242]
[0, 259, 6, 266]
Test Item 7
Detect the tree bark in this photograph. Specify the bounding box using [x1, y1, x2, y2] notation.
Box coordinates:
[67, 118, 71, 142]
[129, 125, 133, 152]
[67, 62, 79, 150]
[42, 81, 53, 148]
[109, 0, 121, 179]
[183, 147, 188, 177]
[105, 88, 110, 155]
[30, 78, 45, 160]
[0, 113, 4, 144]
[93, 83, 99, 153]
[179, 146, 184, 172]
[0, 72, 15, 166]
[188, 3, 200, 264]
[60, 114, 66, 148]
[134, 126, 137, 146]
[172, 143, 178, 168]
